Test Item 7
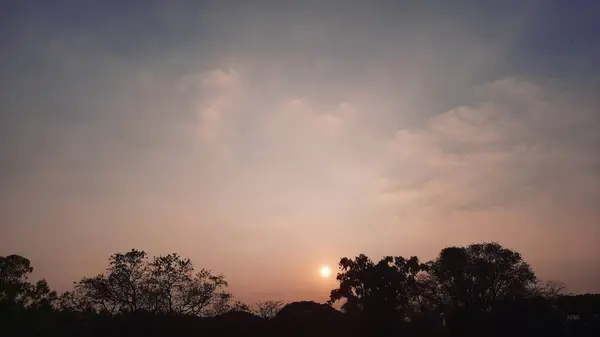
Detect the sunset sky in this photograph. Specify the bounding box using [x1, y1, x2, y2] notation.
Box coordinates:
[1, 1, 599, 303]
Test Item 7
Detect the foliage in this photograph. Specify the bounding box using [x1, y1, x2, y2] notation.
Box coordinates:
[329, 254, 424, 318]
[2, 243, 598, 337]
[58, 250, 231, 316]
[425, 242, 537, 312]
[254, 300, 284, 319]
[1, 255, 34, 304]
[530, 279, 567, 299]
[0, 255, 57, 309]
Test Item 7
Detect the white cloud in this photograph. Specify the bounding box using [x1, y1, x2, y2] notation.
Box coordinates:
[197, 106, 221, 143]
[178, 71, 598, 232]
[379, 78, 599, 216]
[179, 68, 245, 163]
[313, 113, 343, 137]
[262, 98, 357, 146]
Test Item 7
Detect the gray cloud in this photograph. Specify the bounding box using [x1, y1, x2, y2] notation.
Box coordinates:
[381, 78, 599, 212]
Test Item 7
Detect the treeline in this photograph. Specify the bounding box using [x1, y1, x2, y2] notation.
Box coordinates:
[1, 242, 599, 337]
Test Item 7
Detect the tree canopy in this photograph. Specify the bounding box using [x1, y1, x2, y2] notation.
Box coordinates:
[2, 242, 598, 337]
[59, 249, 231, 316]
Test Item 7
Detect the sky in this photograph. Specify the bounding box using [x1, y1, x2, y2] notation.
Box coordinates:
[1, 0, 599, 303]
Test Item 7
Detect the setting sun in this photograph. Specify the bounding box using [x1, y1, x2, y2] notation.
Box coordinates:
[319, 266, 331, 278]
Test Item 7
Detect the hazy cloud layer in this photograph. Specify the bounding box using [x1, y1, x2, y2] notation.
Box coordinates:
[1, 1, 599, 301]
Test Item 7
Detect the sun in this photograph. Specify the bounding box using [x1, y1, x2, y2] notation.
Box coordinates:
[319, 266, 331, 278]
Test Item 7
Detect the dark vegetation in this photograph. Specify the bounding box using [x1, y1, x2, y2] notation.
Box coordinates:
[1, 242, 599, 336]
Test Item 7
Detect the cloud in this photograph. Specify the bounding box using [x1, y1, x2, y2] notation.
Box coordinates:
[179, 68, 241, 93]
[200, 68, 242, 90]
[312, 103, 358, 138]
[379, 78, 599, 216]
[178, 68, 245, 162]
[2, 0, 599, 298]
[314, 113, 343, 137]
[174, 70, 597, 231]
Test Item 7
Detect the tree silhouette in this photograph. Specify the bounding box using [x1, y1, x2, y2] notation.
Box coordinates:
[2, 244, 598, 337]
[107, 249, 148, 312]
[426, 242, 536, 310]
[175, 268, 229, 316]
[1, 255, 34, 305]
[424, 242, 538, 334]
[0, 255, 56, 309]
[329, 254, 424, 318]
[65, 274, 122, 314]
[531, 279, 566, 299]
[254, 300, 284, 319]
[61, 249, 148, 314]
[66, 249, 231, 316]
[231, 300, 252, 313]
[144, 253, 194, 314]
[22, 279, 57, 310]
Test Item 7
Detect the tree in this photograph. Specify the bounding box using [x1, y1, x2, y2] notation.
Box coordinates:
[177, 269, 230, 316]
[231, 300, 252, 313]
[22, 279, 57, 310]
[254, 300, 284, 319]
[145, 253, 194, 314]
[424, 242, 538, 334]
[210, 298, 252, 316]
[143, 253, 232, 316]
[61, 250, 148, 314]
[329, 254, 424, 319]
[68, 249, 231, 316]
[0, 255, 34, 304]
[530, 280, 566, 299]
[57, 284, 99, 313]
[0, 255, 56, 309]
[65, 274, 121, 314]
[426, 242, 537, 312]
[106, 249, 148, 312]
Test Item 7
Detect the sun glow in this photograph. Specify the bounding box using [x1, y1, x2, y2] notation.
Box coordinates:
[319, 266, 331, 278]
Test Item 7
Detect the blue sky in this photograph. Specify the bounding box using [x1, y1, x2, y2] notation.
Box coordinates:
[1, 1, 599, 302]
